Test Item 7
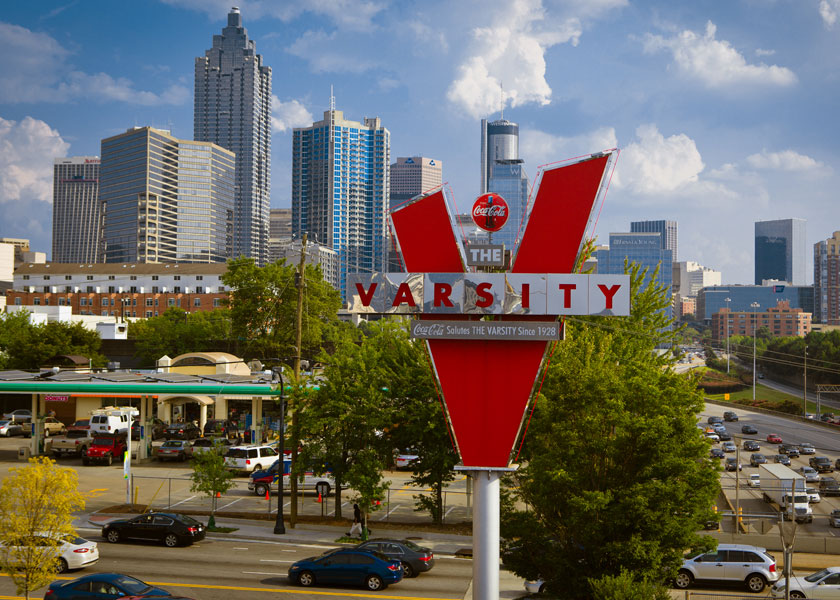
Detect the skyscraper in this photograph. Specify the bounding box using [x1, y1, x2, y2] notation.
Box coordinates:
[631, 220, 677, 260]
[100, 127, 234, 263]
[814, 231, 840, 325]
[195, 7, 271, 264]
[755, 218, 806, 285]
[268, 208, 292, 263]
[480, 117, 529, 249]
[390, 157, 442, 208]
[480, 118, 518, 194]
[52, 157, 101, 263]
[292, 106, 390, 297]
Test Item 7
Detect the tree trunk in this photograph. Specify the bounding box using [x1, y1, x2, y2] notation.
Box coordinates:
[435, 478, 443, 525]
[334, 481, 343, 519]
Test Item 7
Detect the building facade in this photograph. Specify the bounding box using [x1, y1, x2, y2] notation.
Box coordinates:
[480, 118, 518, 194]
[814, 230, 840, 325]
[711, 301, 811, 341]
[267, 208, 292, 263]
[292, 108, 390, 298]
[755, 218, 806, 285]
[389, 157, 442, 269]
[8, 263, 229, 318]
[631, 220, 677, 260]
[673, 261, 722, 298]
[52, 157, 101, 263]
[696, 284, 815, 322]
[195, 6, 272, 264]
[270, 239, 339, 290]
[100, 127, 234, 264]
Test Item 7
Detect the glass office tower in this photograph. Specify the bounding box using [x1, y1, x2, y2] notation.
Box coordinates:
[631, 220, 677, 260]
[52, 157, 101, 263]
[487, 159, 529, 249]
[755, 218, 806, 285]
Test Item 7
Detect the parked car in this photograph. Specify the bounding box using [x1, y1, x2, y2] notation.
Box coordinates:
[743, 440, 760, 451]
[156, 440, 192, 462]
[132, 418, 166, 440]
[0, 419, 24, 437]
[830, 509, 840, 528]
[203, 419, 234, 437]
[674, 543, 779, 593]
[810, 456, 834, 473]
[249, 457, 334, 497]
[707, 416, 723, 425]
[354, 539, 435, 578]
[44, 573, 171, 600]
[89, 411, 132, 435]
[524, 579, 548, 594]
[225, 445, 280, 473]
[102, 512, 205, 547]
[394, 449, 419, 470]
[773, 454, 791, 466]
[799, 466, 821, 483]
[806, 487, 822, 503]
[3, 409, 31, 422]
[725, 458, 742, 471]
[722, 441, 737, 453]
[191, 437, 233, 456]
[820, 477, 840, 497]
[710, 448, 725, 459]
[0, 533, 98, 574]
[164, 422, 200, 440]
[51, 430, 97, 458]
[41, 416, 66, 437]
[835, 457, 840, 470]
[750, 453, 767, 467]
[288, 548, 403, 591]
[799, 442, 816, 455]
[723, 411, 739, 422]
[82, 435, 127, 466]
[765, 433, 782, 444]
[780, 444, 800, 457]
[741, 424, 758, 435]
[770, 567, 840, 599]
[66, 419, 90, 432]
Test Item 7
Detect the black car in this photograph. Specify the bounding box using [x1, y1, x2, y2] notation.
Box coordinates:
[810, 456, 834, 473]
[354, 539, 435, 578]
[717, 431, 732, 441]
[781, 444, 800, 458]
[835, 457, 840, 470]
[102, 512, 205, 547]
[743, 440, 760, 451]
[707, 416, 723, 425]
[750, 453, 767, 467]
[741, 424, 758, 435]
[773, 454, 791, 466]
[203, 419, 234, 437]
[710, 448, 725, 459]
[132, 418, 166, 440]
[725, 458, 742, 471]
[723, 411, 739, 422]
[164, 422, 201, 440]
[44, 573, 171, 600]
[820, 477, 840, 497]
[831, 509, 840, 528]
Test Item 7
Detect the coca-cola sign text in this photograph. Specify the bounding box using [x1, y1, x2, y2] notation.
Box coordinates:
[472, 193, 509, 232]
[411, 320, 560, 341]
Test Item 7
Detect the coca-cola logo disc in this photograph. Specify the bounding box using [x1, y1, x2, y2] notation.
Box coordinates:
[471, 193, 509, 232]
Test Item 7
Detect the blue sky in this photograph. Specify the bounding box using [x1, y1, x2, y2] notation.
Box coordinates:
[1, 0, 838, 285]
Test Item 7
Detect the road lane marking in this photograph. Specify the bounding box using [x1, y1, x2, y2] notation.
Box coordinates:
[86, 488, 108, 497]
[327, 501, 349, 517]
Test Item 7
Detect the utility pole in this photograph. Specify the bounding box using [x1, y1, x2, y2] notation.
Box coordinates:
[804, 345, 808, 417]
[289, 234, 307, 527]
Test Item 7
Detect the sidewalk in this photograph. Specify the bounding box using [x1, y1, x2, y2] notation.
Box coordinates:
[81, 511, 528, 599]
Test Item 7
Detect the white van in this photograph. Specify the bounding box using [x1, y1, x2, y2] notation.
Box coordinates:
[89, 409, 132, 435]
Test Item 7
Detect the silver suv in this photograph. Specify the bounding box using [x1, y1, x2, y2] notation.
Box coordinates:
[675, 544, 779, 593]
[224, 444, 279, 473]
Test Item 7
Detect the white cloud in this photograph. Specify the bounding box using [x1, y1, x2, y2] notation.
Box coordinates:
[408, 21, 449, 53]
[755, 48, 775, 57]
[447, 0, 626, 118]
[617, 124, 705, 195]
[746, 149, 828, 172]
[642, 21, 797, 89]
[271, 97, 314, 133]
[287, 30, 376, 73]
[0, 21, 188, 105]
[0, 116, 68, 206]
[521, 127, 618, 168]
[820, 0, 839, 27]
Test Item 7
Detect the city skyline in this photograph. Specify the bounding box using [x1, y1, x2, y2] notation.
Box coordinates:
[0, 2, 838, 284]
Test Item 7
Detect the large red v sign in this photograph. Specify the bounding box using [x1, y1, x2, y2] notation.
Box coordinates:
[389, 154, 615, 468]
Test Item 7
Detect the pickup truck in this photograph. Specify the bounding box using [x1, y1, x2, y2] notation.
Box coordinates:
[248, 458, 334, 498]
[82, 435, 127, 466]
[51, 430, 97, 458]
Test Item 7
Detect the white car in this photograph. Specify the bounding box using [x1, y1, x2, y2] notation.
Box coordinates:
[0, 420, 24, 437]
[1, 533, 98, 573]
[394, 449, 419, 469]
[771, 567, 840, 598]
[224, 444, 279, 473]
[748, 474, 760, 488]
[800, 466, 821, 483]
[800, 443, 817, 455]
[806, 487, 822, 503]
[524, 579, 547, 594]
[704, 432, 720, 442]
[3, 409, 31, 422]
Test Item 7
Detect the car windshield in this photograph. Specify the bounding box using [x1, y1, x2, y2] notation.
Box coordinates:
[92, 438, 114, 447]
[227, 449, 248, 458]
[113, 576, 150, 595]
[402, 540, 424, 551]
[805, 569, 831, 583]
[162, 441, 183, 448]
[66, 430, 87, 439]
[58, 535, 87, 545]
[0, 421, 9, 426]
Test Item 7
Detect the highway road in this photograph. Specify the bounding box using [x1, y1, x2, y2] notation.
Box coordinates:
[0, 535, 473, 600]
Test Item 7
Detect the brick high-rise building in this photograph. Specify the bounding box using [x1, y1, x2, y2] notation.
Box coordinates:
[814, 230, 840, 325]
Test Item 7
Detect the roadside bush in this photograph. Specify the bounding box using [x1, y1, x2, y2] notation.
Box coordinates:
[589, 570, 671, 600]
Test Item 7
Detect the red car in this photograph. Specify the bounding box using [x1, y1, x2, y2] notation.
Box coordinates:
[766, 433, 783, 444]
[83, 435, 127, 466]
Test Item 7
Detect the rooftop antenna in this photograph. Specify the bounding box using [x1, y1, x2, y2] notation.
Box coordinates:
[330, 85, 335, 112]
[500, 82, 504, 120]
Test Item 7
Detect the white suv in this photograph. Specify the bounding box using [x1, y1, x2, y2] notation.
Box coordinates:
[675, 544, 779, 593]
[224, 445, 279, 473]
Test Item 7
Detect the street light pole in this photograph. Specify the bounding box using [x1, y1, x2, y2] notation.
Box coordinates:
[804, 345, 808, 418]
[272, 367, 285, 534]
[725, 297, 731, 374]
[751, 302, 760, 401]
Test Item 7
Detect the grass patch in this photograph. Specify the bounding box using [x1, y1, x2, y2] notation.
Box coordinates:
[706, 383, 812, 414]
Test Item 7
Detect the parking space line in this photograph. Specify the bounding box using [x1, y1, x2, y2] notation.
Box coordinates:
[328, 501, 349, 517]
[166, 494, 197, 508]
[217, 498, 244, 511]
[379, 504, 401, 520]
[444, 505, 456, 518]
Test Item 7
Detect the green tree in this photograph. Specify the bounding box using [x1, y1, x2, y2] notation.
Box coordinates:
[189, 448, 236, 528]
[500, 264, 719, 598]
[0, 313, 105, 370]
[589, 569, 671, 600]
[128, 307, 232, 366]
[0, 457, 85, 599]
[221, 257, 341, 362]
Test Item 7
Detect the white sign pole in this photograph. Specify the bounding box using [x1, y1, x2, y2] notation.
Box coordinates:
[472, 470, 500, 600]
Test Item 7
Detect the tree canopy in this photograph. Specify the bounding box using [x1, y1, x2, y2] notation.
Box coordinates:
[0, 311, 105, 370]
[501, 264, 719, 598]
[128, 307, 232, 366]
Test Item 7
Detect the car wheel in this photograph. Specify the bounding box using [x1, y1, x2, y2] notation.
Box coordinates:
[674, 570, 693, 589]
[790, 592, 805, 599]
[365, 574, 385, 591]
[179, 453, 186, 462]
[164, 533, 179, 548]
[745, 573, 766, 593]
[253, 464, 262, 472]
[298, 570, 315, 587]
[55, 558, 68, 574]
[80, 446, 88, 457]
[106, 529, 120, 543]
[316, 482, 330, 497]
[401, 562, 415, 578]
[44, 429, 49, 437]
[106, 455, 112, 466]
[255, 484, 269, 497]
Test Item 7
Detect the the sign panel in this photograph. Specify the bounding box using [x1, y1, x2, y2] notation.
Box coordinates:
[411, 320, 560, 341]
[465, 244, 505, 267]
[45, 395, 69, 402]
[472, 193, 509, 232]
